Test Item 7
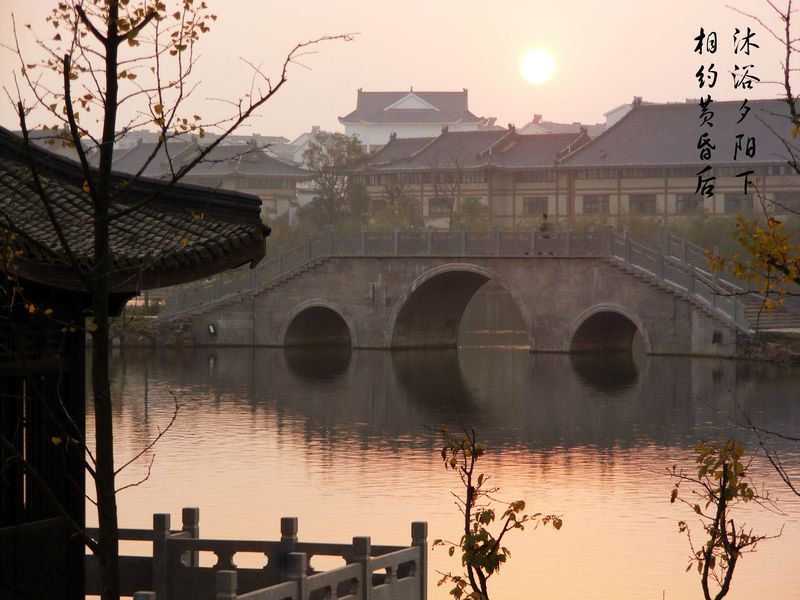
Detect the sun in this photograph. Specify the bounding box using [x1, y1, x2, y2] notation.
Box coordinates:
[520, 49, 556, 85]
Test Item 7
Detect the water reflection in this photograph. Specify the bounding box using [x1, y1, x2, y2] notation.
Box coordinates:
[100, 347, 800, 600]
[570, 352, 639, 392]
[108, 347, 800, 456]
[284, 346, 352, 382]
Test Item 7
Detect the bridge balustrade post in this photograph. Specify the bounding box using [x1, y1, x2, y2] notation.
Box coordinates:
[278, 247, 284, 275]
[682, 238, 689, 264]
[152, 513, 170, 600]
[181, 507, 200, 567]
[426, 229, 433, 255]
[688, 265, 696, 294]
[624, 229, 632, 264]
[393, 229, 400, 255]
[412, 522, 428, 600]
[280, 517, 298, 581]
[353, 536, 372, 600]
[565, 229, 572, 256]
[361, 226, 367, 255]
[460, 229, 467, 256]
[287, 553, 309, 600]
[216, 570, 237, 600]
[712, 272, 719, 308]
[530, 230, 536, 256]
[494, 230, 501, 256]
[605, 224, 613, 256]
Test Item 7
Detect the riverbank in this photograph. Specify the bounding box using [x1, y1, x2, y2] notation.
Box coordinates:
[105, 315, 800, 362]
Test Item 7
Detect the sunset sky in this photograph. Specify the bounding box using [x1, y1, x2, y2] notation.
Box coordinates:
[0, 0, 790, 139]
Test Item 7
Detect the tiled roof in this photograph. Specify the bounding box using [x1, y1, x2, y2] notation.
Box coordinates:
[339, 90, 483, 124]
[0, 127, 268, 293]
[560, 99, 800, 167]
[111, 141, 309, 179]
[490, 132, 590, 169]
[368, 129, 586, 171]
[376, 130, 511, 171]
[369, 136, 434, 165]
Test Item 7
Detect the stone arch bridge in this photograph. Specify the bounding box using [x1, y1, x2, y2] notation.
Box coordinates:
[156, 229, 751, 356]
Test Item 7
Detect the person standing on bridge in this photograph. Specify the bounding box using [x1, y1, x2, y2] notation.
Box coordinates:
[538, 213, 550, 237]
[538, 213, 553, 255]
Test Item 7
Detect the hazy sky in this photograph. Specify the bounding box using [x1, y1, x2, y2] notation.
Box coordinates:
[0, 0, 791, 139]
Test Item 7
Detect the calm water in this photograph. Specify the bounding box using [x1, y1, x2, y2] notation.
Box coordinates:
[89, 347, 800, 599]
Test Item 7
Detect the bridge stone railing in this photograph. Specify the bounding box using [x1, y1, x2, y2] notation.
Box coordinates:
[155, 228, 610, 320]
[86, 508, 427, 600]
[609, 230, 750, 331]
[153, 226, 751, 331]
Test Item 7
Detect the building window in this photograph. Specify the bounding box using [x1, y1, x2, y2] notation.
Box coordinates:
[629, 194, 657, 214]
[582, 194, 610, 214]
[462, 171, 486, 183]
[772, 191, 800, 215]
[523, 196, 548, 215]
[724, 193, 753, 214]
[675, 193, 703, 214]
[514, 170, 555, 183]
[399, 172, 422, 184]
[621, 167, 664, 179]
[576, 168, 620, 180]
[428, 196, 452, 216]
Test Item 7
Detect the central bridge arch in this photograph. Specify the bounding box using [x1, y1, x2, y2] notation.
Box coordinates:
[387, 264, 533, 349]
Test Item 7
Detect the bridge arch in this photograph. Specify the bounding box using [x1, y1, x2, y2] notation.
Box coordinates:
[282, 300, 357, 347]
[567, 303, 651, 354]
[386, 263, 533, 349]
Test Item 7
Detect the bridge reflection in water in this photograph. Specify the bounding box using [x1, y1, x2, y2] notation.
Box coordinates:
[102, 346, 800, 600]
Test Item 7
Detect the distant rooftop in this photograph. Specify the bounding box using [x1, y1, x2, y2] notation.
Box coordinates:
[339, 89, 484, 125]
[560, 98, 800, 168]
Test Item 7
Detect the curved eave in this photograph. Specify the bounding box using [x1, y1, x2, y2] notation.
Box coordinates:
[9, 235, 266, 294]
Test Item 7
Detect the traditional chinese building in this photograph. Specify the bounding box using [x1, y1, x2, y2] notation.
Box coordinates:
[0, 126, 269, 599]
[108, 139, 311, 223]
[558, 97, 800, 220]
[339, 88, 498, 151]
[365, 127, 591, 228]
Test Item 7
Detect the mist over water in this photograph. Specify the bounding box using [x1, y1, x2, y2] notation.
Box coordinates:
[91, 346, 800, 599]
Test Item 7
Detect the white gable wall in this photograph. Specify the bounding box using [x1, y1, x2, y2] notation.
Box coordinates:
[345, 122, 483, 151]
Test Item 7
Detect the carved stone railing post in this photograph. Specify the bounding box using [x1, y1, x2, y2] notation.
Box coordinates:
[530, 230, 536, 256]
[182, 507, 200, 567]
[353, 536, 372, 600]
[216, 570, 237, 600]
[152, 513, 170, 600]
[361, 226, 367, 255]
[688, 265, 696, 294]
[565, 229, 572, 256]
[682, 238, 689, 264]
[280, 517, 298, 581]
[287, 553, 308, 600]
[426, 229, 433, 255]
[412, 522, 428, 600]
[624, 229, 632, 264]
[460, 228, 467, 256]
[278, 247, 284, 275]
[393, 229, 400, 255]
[494, 230, 501, 256]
